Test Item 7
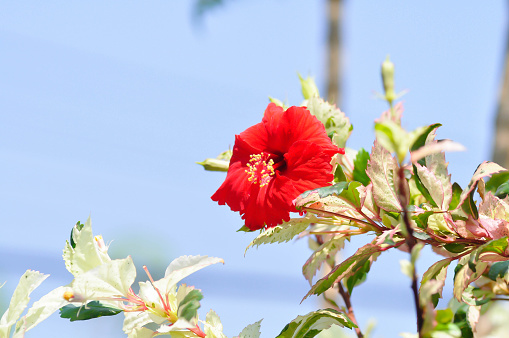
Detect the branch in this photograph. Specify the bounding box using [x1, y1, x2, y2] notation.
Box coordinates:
[397, 167, 424, 336]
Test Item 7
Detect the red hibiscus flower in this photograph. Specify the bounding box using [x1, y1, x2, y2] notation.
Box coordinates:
[211, 103, 344, 231]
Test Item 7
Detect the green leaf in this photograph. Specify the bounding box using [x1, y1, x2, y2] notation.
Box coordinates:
[345, 259, 370, 294]
[238, 319, 263, 338]
[365, 141, 402, 212]
[443, 243, 467, 254]
[352, 148, 370, 186]
[487, 261, 509, 281]
[298, 74, 320, 100]
[375, 121, 429, 163]
[178, 289, 203, 321]
[334, 164, 347, 183]
[59, 301, 121, 322]
[276, 309, 356, 338]
[70, 221, 84, 249]
[245, 217, 315, 252]
[410, 123, 441, 152]
[495, 181, 509, 198]
[449, 183, 463, 210]
[485, 171, 509, 193]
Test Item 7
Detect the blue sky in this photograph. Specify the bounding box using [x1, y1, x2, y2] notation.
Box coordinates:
[0, 1, 506, 337]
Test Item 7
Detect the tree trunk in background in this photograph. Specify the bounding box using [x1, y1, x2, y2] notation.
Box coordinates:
[326, 0, 343, 105]
[493, 2, 509, 168]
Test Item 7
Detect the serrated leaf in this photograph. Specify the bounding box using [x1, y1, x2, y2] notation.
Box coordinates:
[305, 97, 351, 147]
[59, 301, 121, 322]
[245, 217, 315, 252]
[456, 162, 507, 212]
[366, 141, 403, 212]
[71, 257, 136, 300]
[303, 239, 401, 300]
[203, 310, 227, 338]
[353, 148, 370, 186]
[453, 255, 488, 301]
[420, 258, 451, 299]
[303, 236, 346, 285]
[276, 309, 356, 338]
[14, 285, 71, 335]
[0, 270, 48, 336]
[238, 319, 263, 338]
[63, 216, 111, 277]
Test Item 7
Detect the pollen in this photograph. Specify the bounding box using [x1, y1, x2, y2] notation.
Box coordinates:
[245, 152, 275, 187]
[63, 291, 74, 301]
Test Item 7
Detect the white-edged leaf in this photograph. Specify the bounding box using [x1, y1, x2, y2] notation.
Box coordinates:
[14, 285, 71, 335]
[411, 140, 465, 163]
[456, 162, 507, 211]
[366, 140, 402, 212]
[276, 309, 356, 338]
[0, 270, 48, 336]
[415, 164, 449, 210]
[123, 312, 152, 334]
[203, 310, 227, 338]
[238, 319, 263, 338]
[63, 216, 111, 276]
[159, 256, 224, 292]
[304, 97, 351, 147]
[420, 258, 451, 298]
[245, 217, 314, 252]
[71, 257, 136, 300]
[303, 236, 346, 285]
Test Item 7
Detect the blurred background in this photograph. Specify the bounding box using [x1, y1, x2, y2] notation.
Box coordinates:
[0, 1, 507, 337]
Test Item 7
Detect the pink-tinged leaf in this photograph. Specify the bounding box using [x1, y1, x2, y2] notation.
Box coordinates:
[375, 102, 404, 124]
[366, 141, 402, 212]
[453, 256, 488, 301]
[410, 140, 465, 164]
[456, 162, 507, 212]
[479, 191, 509, 220]
[478, 217, 509, 240]
[467, 306, 481, 333]
[302, 238, 403, 301]
[420, 258, 451, 298]
[415, 164, 447, 210]
[302, 236, 346, 285]
[425, 150, 453, 210]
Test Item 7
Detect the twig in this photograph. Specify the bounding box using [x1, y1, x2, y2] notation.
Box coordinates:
[338, 282, 364, 338]
[397, 167, 424, 337]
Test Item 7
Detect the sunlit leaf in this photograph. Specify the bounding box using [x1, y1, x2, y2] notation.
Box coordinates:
[305, 97, 351, 147]
[276, 309, 356, 338]
[365, 140, 402, 212]
[303, 239, 402, 300]
[238, 319, 263, 338]
[303, 236, 346, 285]
[245, 216, 317, 252]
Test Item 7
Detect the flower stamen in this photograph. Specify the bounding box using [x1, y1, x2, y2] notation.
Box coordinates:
[245, 152, 275, 187]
